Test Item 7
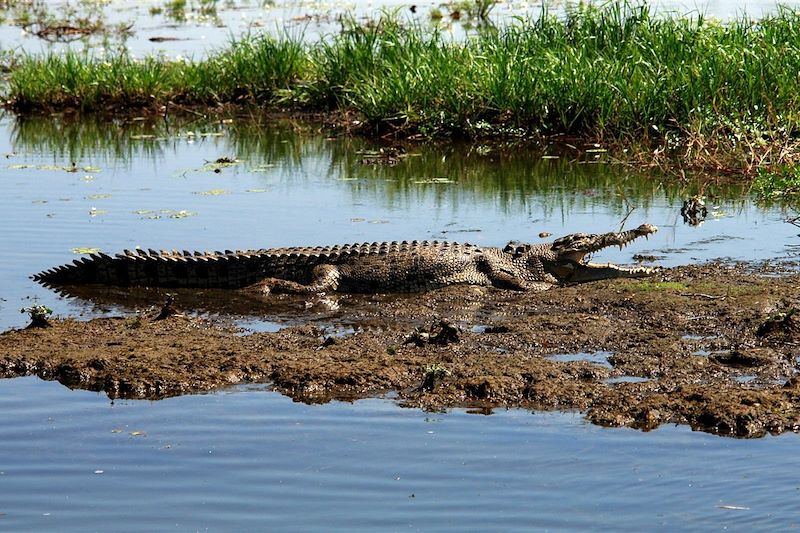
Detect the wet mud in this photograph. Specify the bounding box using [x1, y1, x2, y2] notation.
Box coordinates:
[4, 263, 800, 438]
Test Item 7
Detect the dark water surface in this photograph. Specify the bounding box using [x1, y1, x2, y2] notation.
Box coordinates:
[3, 113, 800, 528]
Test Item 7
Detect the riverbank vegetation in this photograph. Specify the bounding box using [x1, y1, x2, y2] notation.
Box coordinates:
[5, 3, 800, 173]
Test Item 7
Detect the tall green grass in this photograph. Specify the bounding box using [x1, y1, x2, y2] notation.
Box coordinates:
[7, 2, 800, 144]
[315, 3, 800, 139]
[7, 34, 307, 110]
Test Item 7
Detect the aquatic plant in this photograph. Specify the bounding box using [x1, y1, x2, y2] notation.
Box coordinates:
[8, 33, 306, 111]
[432, 0, 498, 22]
[8, 0, 132, 43]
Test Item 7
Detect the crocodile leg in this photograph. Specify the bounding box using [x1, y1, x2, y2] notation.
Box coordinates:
[243, 264, 341, 295]
[489, 271, 554, 291]
[478, 255, 556, 291]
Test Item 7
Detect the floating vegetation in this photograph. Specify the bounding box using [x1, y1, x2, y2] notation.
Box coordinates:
[9, 163, 83, 172]
[71, 247, 101, 254]
[134, 209, 197, 219]
[10, 0, 133, 43]
[194, 158, 241, 173]
[168, 210, 196, 219]
[193, 189, 230, 195]
[412, 177, 455, 184]
[150, 0, 221, 25]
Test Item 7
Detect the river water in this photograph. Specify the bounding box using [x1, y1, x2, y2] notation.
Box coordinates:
[2, 112, 800, 529]
[3, 1, 800, 528]
[2, 377, 800, 531]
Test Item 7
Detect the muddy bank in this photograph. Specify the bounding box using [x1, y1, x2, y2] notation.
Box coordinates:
[4, 263, 800, 437]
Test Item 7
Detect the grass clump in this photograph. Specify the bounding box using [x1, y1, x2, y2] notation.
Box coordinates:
[9, 54, 182, 109]
[8, 34, 307, 111]
[20, 304, 52, 328]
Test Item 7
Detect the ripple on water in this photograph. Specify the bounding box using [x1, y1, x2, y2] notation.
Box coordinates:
[0, 376, 799, 530]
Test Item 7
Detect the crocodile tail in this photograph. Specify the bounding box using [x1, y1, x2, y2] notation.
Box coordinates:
[32, 250, 271, 289]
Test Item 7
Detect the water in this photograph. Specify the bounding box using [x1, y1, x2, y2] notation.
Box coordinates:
[604, 375, 651, 384]
[1, 0, 798, 58]
[1, 112, 799, 527]
[2, 376, 799, 531]
[547, 351, 614, 368]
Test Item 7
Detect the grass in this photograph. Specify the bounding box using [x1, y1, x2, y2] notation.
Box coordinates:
[627, 281, 689, 292]
[7, 2, 800, 172]
[753, 165, 800, 202]
[7, 34, 307, 110]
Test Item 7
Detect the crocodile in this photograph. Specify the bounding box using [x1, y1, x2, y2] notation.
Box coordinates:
[32, 224, 658, 294]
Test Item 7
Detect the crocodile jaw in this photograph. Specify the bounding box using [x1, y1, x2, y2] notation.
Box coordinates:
[564, 262, 659, 283]
[553, 223, 658, 263]
[549, 224, 659, 283]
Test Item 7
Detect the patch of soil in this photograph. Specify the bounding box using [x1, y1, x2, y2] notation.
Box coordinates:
[4, 263, 800, 438]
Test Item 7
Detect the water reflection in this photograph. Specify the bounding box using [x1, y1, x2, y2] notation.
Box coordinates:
[8, 112, 750, 215]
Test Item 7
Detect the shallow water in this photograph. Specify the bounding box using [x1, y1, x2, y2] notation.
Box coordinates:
[1, 0, 798, 58]
[2, 376, 800, 531]
[3, 112, 800, 527]
[548, 351, 614, 368]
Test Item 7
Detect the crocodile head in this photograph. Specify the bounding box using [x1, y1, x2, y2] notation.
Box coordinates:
[544, 223, 659, 283]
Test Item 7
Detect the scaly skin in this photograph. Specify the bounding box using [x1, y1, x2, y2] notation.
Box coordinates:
[32, 224, 658, 293]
